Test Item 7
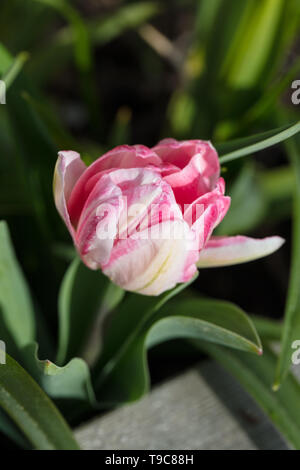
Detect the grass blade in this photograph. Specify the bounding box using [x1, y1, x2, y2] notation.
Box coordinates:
[275, 136, 300, 389]
[217, 121, 300, 164]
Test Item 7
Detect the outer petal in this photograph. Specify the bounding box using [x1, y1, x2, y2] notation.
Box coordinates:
[75, 175, 123, 269]
[102, 220, 197, 296]
[197, 235, 285, 268]
[67, 145, 162, 225]
[53, 151, 86, 239]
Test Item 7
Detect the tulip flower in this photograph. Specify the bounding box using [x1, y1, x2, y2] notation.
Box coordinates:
[54, 139, 284, 295]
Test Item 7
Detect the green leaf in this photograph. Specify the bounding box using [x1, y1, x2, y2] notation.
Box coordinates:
[94, 275, 198, 395]
[0, 408, 29, 449]
[22, 343, 95, 406]
[147, 298, 262, 354]
[0, 353, 79, 450]
[275, 136, 300, 388]
[196, 342, 300, 450]
[57, 257, 124, 366]
[221, 0, 284, 89]
[95, 289, 262, 405]
[217, 121, 300, 164]
[0, 221, 35, 350]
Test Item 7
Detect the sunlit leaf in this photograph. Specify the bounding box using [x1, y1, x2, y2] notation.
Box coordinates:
[95, 291, 262, 405]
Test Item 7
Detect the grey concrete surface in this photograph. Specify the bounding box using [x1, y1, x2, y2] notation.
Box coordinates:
[76, 361, 290, 450]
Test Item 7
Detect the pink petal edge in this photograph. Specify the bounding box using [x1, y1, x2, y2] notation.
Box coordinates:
[197, 235, 285, 268]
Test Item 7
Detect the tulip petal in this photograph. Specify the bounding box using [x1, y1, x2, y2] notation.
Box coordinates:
[53, 151, 86, 238]
[184, 177, 230, 227]
[197, 235, 285, 268]
[153, 139, 219, 186]
[67, 145, 162, 225]
[76, 168, 177, 270]
[102, 220, 196, 296]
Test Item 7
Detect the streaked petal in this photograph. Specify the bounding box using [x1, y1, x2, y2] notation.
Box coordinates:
[197, 235, 285, 268]
[67, 145, 161, 225]
[153, 139, 220, 187]
[53, 151, 86, 238]
[76, 168, 175, 269]
[103, 220, 196, 296]
[183, 177, 230, 227]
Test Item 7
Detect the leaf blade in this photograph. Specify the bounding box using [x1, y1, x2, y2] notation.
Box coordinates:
[57, 257, 124, 366]
[0, 353, 79, 450]
[0, 221, 35, 349]
[217, 121, 300, 164]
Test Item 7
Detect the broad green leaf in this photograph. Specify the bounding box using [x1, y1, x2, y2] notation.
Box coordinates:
[94, 274, 198, 391]
[217, 121, 300, 164]
[0, 353, 79, 450]
[0, 408, 29, 449]
[0, 221, 35, 349]
[275, 136, 300, 388]
[95, 292, 262, 405]
[57, 257, 124, 366]
[147, 298, 262, 354]
[22, 343, 95, 406]
[196, 342, 300, 450]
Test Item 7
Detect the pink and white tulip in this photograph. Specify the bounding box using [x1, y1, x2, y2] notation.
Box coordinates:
[54, 139, 284, 296]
